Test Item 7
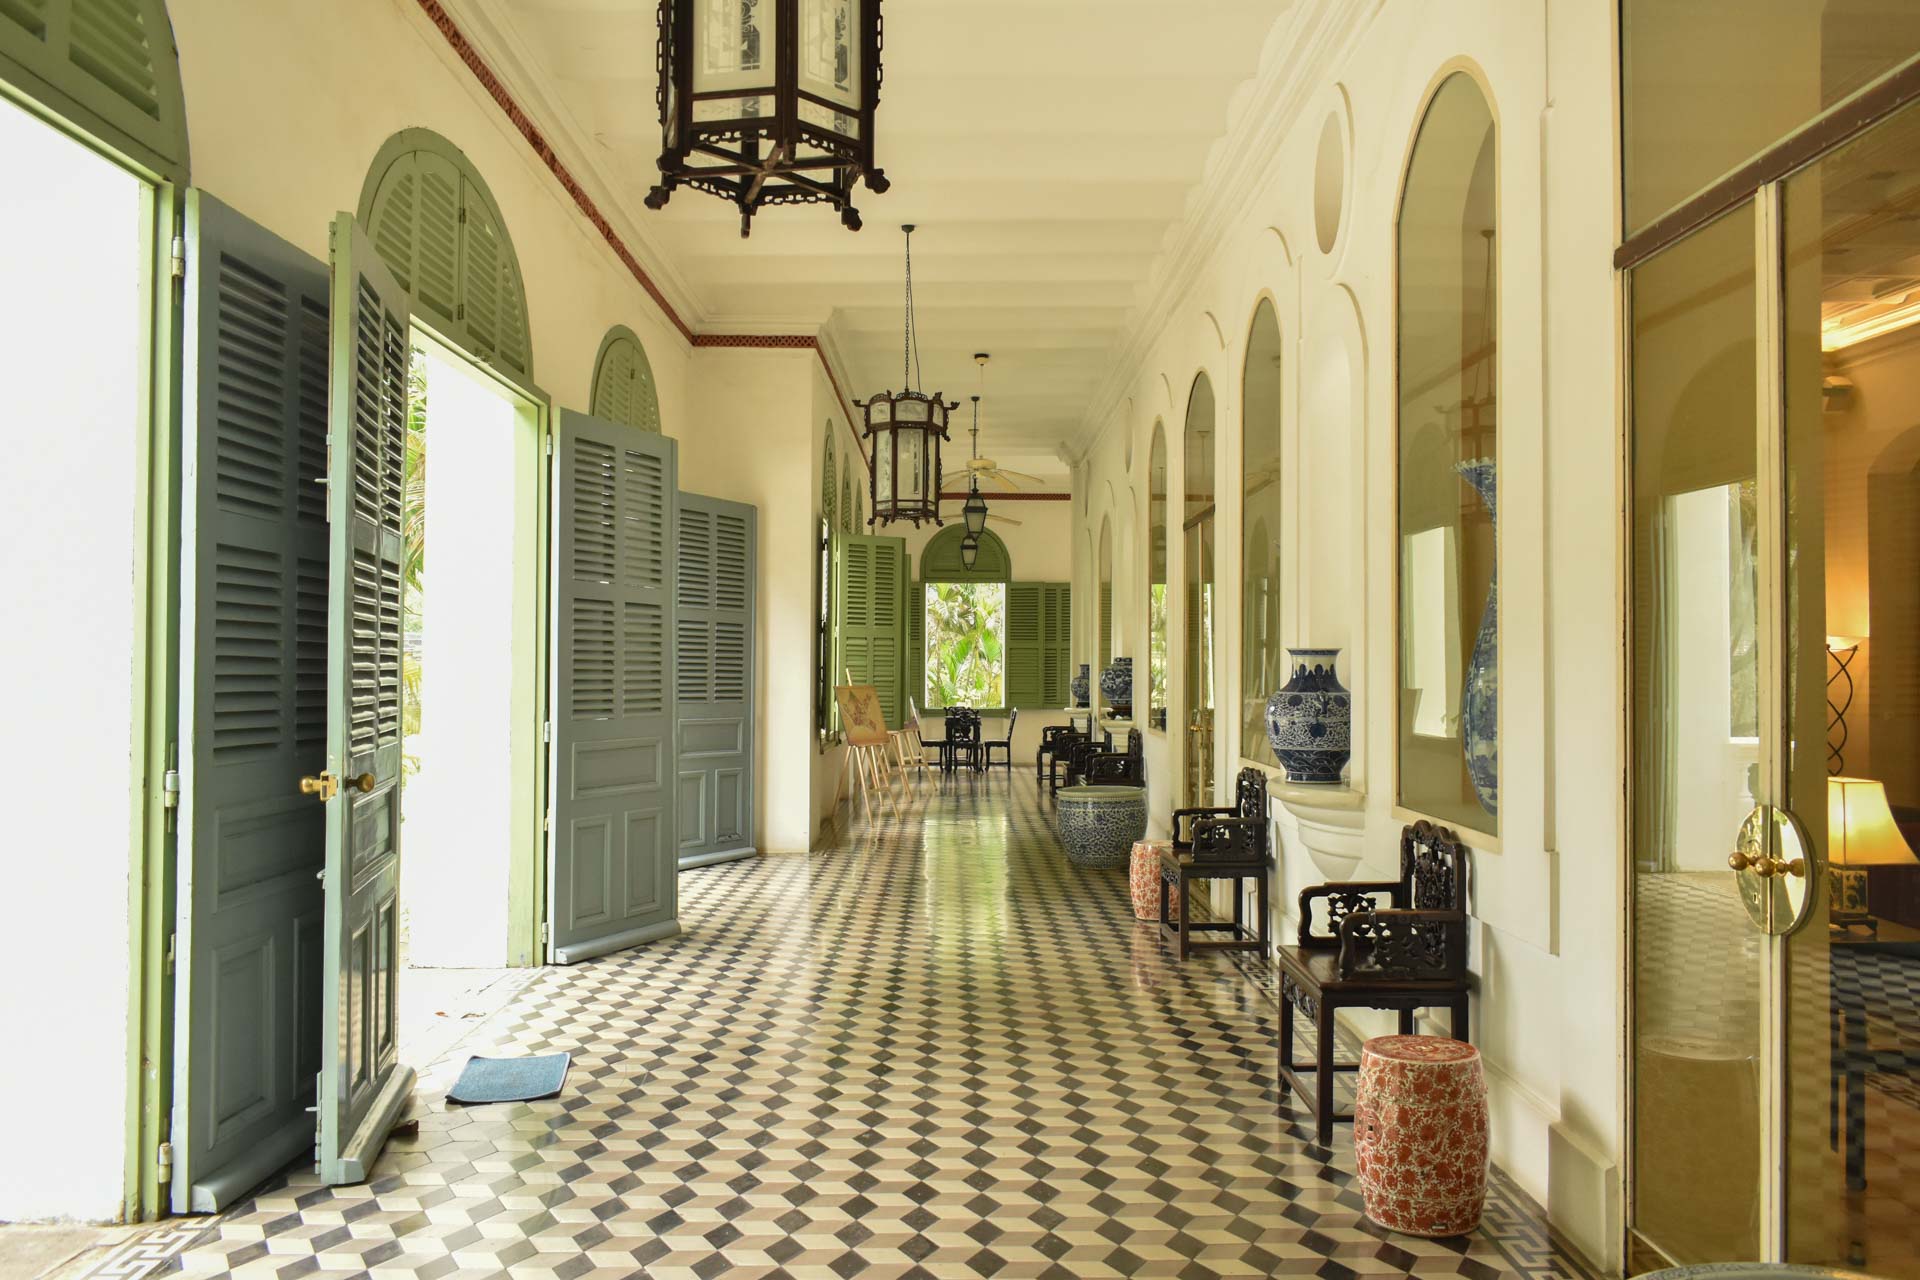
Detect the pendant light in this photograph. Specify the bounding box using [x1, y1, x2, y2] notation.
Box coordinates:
[961, 396, 990, 538]
[857, 226, 954, 527]
[647, 0, 889, 237]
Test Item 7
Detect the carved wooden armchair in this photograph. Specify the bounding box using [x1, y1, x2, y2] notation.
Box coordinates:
[1081, 728, 1144, 787]
[1275, 819, 1470, 1144]
[1036, 724, 1079, 782]
[1157, 767, 1272, 960]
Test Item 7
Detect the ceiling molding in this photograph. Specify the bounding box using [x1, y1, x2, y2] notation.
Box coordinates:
[429, 0, 706, 338]
[1068, 0, 1380, 459]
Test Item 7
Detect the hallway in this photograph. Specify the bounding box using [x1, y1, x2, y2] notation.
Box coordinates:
[160, 775, 1589, 1280]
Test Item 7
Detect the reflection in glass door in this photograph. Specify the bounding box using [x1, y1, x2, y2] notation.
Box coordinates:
[1630, 96, 1920, 1279]
[1779, 100, 1920, 1278]
[1183, 374, 1217, 807]
[1629, 201, 1768, 1268]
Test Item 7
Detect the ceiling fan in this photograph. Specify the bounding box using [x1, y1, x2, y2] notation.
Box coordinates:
[952, 386, 1022, 529]
[946, 353, 1046, 495]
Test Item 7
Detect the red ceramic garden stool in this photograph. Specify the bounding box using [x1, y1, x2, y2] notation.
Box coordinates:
[1129, 840, 1171, 920]
[1353, 1035, 1488, 1237]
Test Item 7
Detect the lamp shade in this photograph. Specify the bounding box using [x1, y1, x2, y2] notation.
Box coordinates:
[959, 533, 979, 570]
[962, 487, 988, 537]
[1828, 776, 1917, 868]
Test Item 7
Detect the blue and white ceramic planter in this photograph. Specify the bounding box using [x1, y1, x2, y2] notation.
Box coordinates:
[1056, 785, 1148, 868]
[1100, 657, 1133, 717]
[1266, 647, 1351, 784]
[1070, 663, 1091, 709]
[1457, 459, 1498, 820]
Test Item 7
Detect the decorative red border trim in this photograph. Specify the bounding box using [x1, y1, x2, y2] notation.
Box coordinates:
[690, 334, 817, 349]
[415, 0, 694, 344]
[937, 492, 1070, 501]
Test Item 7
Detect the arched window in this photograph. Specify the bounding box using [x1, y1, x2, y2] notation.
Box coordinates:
[1183, 374, 1217, 803]
[359, 128, 534, 385]
[1242, 299, 1283, 767]
[1098, 518, 1113, 675]
[840, 468, 853, 536]
[1396, 71, 1498, 834]
[1147, 421, 1169, 730]
[0, 0, 187, 182]
[589, 325, 661, 432]
[920, 527, 1012, 710]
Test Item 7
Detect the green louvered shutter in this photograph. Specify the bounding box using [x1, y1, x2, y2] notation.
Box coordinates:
[834, 535, 906, 728]
[0, 0, 188, 181]
[591, 327, 662, 433]
[1005, 582, 1044, 709]
[360, 132, 534, 386]
[1042, 584, 1073, 706]
[458, 177, 532, 379]
[906, 581, 924, 713]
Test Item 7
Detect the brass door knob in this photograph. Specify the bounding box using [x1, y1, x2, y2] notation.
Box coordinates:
[1728, 849, 1757, 872]
[299, 773, 339, 802]
[351, 773, 377, 794]
[1767, 857, 1806, 878]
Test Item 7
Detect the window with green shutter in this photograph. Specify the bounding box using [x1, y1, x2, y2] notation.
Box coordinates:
[834, 534, 907, 729]
[358, 129, 535, 388]
[590, 325, 662, 433]
[0, 0, 188, 182]
[917, 527, 1068, 711]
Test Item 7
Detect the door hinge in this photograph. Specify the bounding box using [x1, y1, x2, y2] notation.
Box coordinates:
[169, 235, 185, 281]
[542, 719, 552, 745]
[165, 931, 176, 976]
[545, 434, 554, 459]
[162, 743, 180, 833]
[156, 1141, 173, 1183]
[540, 922, 549, 944]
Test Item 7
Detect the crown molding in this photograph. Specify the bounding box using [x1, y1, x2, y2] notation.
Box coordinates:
[1068, 0, 1381, 460]
[432, 0, 709, 336]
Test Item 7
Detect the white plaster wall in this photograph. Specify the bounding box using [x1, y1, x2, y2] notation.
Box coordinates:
[0, 97, 145, 1222]
[1069, 4, 1624, 1265]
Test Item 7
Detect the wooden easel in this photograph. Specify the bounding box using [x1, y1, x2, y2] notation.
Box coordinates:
[836, 674, 901, 820]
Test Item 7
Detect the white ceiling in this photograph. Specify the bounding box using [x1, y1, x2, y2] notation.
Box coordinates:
[462, 0, 1293, 482]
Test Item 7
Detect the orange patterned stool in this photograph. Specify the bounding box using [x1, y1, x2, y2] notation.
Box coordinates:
[1129, 840, 1170, 921]
[1353, 1035, 1487, 1237]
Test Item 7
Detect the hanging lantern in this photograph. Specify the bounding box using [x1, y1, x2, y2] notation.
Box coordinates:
[961, 482, 988, 537]
[960, 533, 980, 571]
[647, 0, 889, 238]
[859, 226, 953, 527]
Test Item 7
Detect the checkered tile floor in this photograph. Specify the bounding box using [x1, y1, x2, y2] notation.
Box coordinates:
[157, 772, 1594, 1279]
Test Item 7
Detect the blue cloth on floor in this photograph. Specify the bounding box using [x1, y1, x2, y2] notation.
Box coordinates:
[446, 1052, 570, 1104]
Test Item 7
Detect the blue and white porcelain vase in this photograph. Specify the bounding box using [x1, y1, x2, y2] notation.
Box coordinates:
[1458, 459, 1498, 820]
[1100, 657, 1133, 718]
[1071, 663, 1091, 709]
[1265, 648, 1351, 784]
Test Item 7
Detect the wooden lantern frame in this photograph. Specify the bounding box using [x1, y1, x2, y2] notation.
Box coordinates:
[647, 0, 889, 237]
[857, 389, 953, 528]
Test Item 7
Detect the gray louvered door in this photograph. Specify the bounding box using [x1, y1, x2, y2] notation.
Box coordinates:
[317, 213, 415, 1185]
[551, 410, 679, 963]
[172, 191, 331, 1212]
[675, 493, 756, 869]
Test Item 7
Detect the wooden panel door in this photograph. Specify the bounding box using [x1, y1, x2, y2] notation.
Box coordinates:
[550, 410, 679, 963]
[172, 191, 330, 1212]
[316, 212, 415, 1185]
[675, 493, 756, 869]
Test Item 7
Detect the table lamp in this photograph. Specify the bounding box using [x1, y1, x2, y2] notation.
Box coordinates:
[1828, 775, 1916, 935]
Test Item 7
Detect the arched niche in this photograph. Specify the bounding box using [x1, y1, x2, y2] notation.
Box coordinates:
[1394, 69, 1499, 836]
[1147, 419, 1170, 730]
[359, 128, 535, 386]
[1242, 298, 1284, 767]
[590, 325, 661, 432]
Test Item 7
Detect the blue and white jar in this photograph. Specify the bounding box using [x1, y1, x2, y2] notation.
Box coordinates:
[1100, 657, 1134, 717]
[1070, 663, 1091, 709]
[1266, 648, 1351, 784]
[1457, 459, 1498, 820]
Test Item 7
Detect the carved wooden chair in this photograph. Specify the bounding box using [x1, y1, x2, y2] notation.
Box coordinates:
[1082, 729, 1144, 787]
[1036, 724, 1079, 783]
[1157, 768, 1271, 960]
[1275, 819, 1470, 1144]
[981, 707, 1018, 771]
[1046, 727, 1104, 794]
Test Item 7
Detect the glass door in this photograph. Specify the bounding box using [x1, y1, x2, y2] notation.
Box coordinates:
[1778, 99, 1920, 1278]
[1630, 97, 1920, 1278]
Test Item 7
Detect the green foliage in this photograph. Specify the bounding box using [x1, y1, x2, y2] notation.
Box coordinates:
[925, 582, 1006, 708]
[1149, 583, 1169, 714]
